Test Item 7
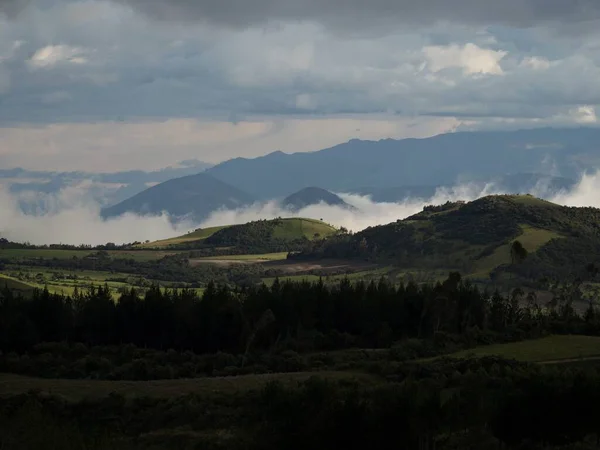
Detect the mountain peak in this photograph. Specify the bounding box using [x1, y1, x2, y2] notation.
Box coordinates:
[282, 187, 351, 212]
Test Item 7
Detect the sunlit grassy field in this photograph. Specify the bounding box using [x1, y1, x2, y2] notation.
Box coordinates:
[194, 252, 289, 261]
[137, 225, 229, 248]
[432, 335, 600, 363]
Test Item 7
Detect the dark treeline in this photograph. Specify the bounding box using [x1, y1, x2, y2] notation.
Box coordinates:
[1, 273, 597, 356]
[0, 238, 140, 250]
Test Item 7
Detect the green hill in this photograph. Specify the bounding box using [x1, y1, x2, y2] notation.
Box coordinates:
[142, 218, 338, 254]
[293, 194, 600, 283]
[138, 225, 229, 248]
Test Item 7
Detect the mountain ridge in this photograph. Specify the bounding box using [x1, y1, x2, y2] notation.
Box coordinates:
[206, 127, 600, 198]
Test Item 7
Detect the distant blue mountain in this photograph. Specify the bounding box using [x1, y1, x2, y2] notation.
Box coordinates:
[101, 173, 254, 222]
[282, 187, 352, 212]
[1, 160, 213, 209]
[206, 127, 599, 199]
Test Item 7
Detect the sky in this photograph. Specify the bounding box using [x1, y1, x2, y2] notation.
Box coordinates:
[1, 0, 600, 172]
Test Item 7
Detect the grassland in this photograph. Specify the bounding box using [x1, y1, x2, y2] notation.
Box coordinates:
[469, 224, 562, 279]
[0, 273, 36, 293]
[193, 252, 289, 262]
[141, 218, 338, 249]
[271, 218, 337, 240]
[0, 266, 205, 299]
[137, 225, 228, 249]
[0, 371, 378, 401]
[0, 248, 178, 261]
[433, 335, 600, 363]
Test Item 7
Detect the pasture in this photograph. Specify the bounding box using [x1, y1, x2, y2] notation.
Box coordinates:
[0, 248, 178, 261]
[434, 335, 600, 363]
[469, 224, 562, 279]
[137, 225, 228, 248]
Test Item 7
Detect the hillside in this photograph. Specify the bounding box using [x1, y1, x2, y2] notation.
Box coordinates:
[292, 194, 600, 282]
[206, 127, 600, 198]
[282, 187, 351, 212]
[142, 218, 338, 254]
[101, 172, 255, 222]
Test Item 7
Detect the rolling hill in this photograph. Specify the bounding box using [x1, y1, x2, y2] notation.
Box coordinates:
[141, 218, 338, 253]
[292, 194, 600, 282]
[101, 173, 255, 222]
[206, 127, 600, 198]
[281, 187, 352, 212]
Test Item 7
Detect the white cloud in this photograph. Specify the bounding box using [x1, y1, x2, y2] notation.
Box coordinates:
[29, 44, 89, 69]
[520, 56, 551, 70]
[295, 93, 317, 110]
[550, 172, 600, 207]
[423, 43, 507, 75]
[196, 172, 600, 233]
[0, 184, 192, 245]
[569, 105, 597, 124]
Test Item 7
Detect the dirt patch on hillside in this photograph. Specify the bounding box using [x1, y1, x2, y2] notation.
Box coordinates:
[188, 257, 379, 274]
[264, 259, 379, 274]
[189, 259, 265, 267]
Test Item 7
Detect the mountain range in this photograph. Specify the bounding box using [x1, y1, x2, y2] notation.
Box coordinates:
[1, 160, 213, 210]
[205, 127, 598, 199]
[5, 127, 600, 221]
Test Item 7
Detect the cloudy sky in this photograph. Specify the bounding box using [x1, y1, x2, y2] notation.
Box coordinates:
[1, 0, 600, 172]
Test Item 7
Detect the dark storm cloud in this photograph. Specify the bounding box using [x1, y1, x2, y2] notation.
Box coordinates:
[0, 0, 31, 17]
[113, 0, 600, 29]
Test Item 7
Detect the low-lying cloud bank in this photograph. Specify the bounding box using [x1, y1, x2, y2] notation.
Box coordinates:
[198, 171, 600, 232]
[2, 172, 600, 246]
[0, 184, 193, 246]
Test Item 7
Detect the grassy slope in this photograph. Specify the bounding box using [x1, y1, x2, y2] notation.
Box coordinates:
[0, 249, 177, 261]
[0, 273, 36, 294]
[143, 218, 337, 249]
[272, 218, 337, 240]
[194, 252, 289, 261]
[325, 194, 597, 279]
[435, 335, 600, 363]
[469, 225, 562, 278]
[137, 225, 228, 248]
